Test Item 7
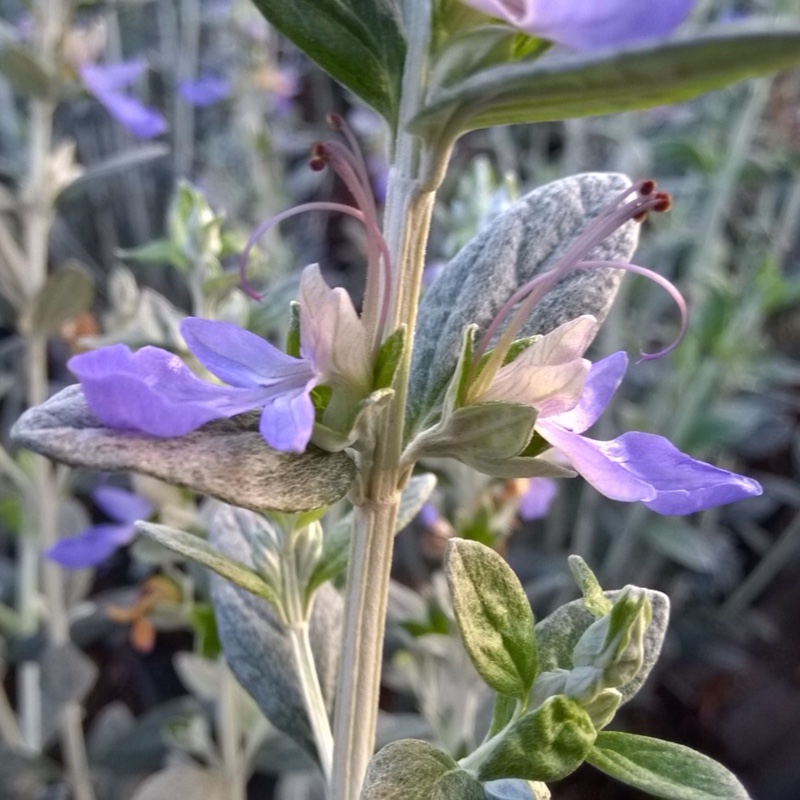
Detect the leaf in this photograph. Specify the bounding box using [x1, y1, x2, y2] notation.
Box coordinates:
[0, 41, 55, 98]
[249, 0, 405, 122]
[407, 173, 638, 435]
[135, 521, 281, 609]
[445, 539, 537, 700]
[586, 732, 752, 800]
[208, 503, 341, 756]
[21, 266, 94, 336]
[476, 696, 596, 782]
[486, 693, 517, 740]
[373, 325, 406, 390]
[534, 589, 669, 705]
[118, 238, 186, 269]
[430, 769, 484, 800]
[567, 556, 611, 616]
[361, 739, 459, 799]
[11, 385, 358, 513]
[411, 22, 800, 141]
[305, 472, 438, 596]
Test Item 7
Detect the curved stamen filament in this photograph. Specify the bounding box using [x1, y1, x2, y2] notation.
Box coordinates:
[468, 181, 677, 397]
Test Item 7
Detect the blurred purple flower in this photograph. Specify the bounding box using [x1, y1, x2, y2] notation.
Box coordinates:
[48, 487, 153, 568]
[461, 0, 696, 50]
[80, 59, 167, 139]
[69, 265, 370, 454]
[536, 352, 763, 515]
[178, 74, 230, 107]
[518, 478, 558, 520]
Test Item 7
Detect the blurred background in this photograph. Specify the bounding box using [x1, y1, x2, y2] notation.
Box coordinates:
[1, 0, 799, 797]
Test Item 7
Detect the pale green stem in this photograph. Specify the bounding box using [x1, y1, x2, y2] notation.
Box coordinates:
[217, 662, 246, 800]
[282, 536, 334, 783]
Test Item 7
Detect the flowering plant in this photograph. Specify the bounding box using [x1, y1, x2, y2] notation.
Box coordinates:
[10, 1, 800, 799]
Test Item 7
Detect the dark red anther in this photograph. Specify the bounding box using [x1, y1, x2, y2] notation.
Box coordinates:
[638, 179, 656, 196]
[633, 211, 649, 223]
[652, 192, 672, 213]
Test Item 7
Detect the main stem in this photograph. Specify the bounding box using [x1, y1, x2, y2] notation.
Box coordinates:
[329, 8, 441, 796]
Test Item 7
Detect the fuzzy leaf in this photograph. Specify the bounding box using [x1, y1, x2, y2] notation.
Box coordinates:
[586, 732, 752, 800]
[445, 539, 537, 699]
[11, 385, 358, 513]
[208, 503, 341, 757]
[361, 739, 461, 799]
[249, 0, 405, 122]
[407, 173, 637, 435]
[135, 521, 281, 609]
[477, 696, 596, 782]
[411, 22, 800, 140]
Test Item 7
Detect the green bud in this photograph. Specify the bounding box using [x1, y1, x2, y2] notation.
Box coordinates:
[572, 586, 652, 692]
[581, 688, 622, 731]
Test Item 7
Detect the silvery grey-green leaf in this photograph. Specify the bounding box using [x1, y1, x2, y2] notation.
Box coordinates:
[407, 173, 638, 434]
[208, 503, 340, 756]
[11, 385, 357, 513]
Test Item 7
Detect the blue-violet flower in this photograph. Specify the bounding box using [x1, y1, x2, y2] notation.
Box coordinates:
[48, 486, 153, 567]
[461, 0, 697, 50]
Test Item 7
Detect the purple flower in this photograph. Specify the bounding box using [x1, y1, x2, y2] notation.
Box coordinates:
[535, 352, 763, 514]
[461, 0, 696, 50]
[80, 59, 167, 139]
[48, 487, 153, 567]
[69, 265, 370, 454]
[178, 75, 230, 107]
[518, 478, 558, 520]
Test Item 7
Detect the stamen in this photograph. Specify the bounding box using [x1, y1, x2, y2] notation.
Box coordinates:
[468, 180, 679, 397]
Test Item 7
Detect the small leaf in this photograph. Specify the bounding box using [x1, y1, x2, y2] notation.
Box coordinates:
[135, 521, 281, 610]
[11, 385, 358, 513]
[21, 266, 94, 336]
[476, 696, 596, 782]
[445, 539, 537, 700]
[535, 589, 669, 705]
[411, 22, 800, 141]
[249, 0, 405, 122]
[567, 556, 611, 616]
[361, 739, 459, 799]
[407, 173, 637, 435]
[118, 239, 186, 269]
[586, 732, 752, 800]
[373, 325, 406, 390]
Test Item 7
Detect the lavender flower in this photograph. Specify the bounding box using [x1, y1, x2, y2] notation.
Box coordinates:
[461, 0, 697, 50]
[535, 352, 762, 514]
[69, 265, 370, 454]
[48, 487, 153, 567]
[80, 59, 167, 139]
[178, 75, 231, 107]
[518, 478, 558, 520]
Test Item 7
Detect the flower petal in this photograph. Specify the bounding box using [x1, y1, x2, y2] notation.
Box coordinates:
[298, 265, 371, 392]
[80, 60, 147, 93]
[260, 389, 316, 453]
[550, 351, 628, 434]
[462, 0, 696, 50]
[178, 75, 230, 107]
[47, 523, 136, 568]
[93, 486, 154, 524]
[69, 344, 270, 437]
[181, 317, 316, 390]
[518, 477, 558, 520]
[538, 423, 763, 514]
[536, 420, 657, 503]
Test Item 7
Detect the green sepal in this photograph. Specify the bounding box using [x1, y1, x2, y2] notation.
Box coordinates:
[373, 325, 406, 390]
[361, 737, 484, 797]
[310, 387, 394, 452]
[586, 732, 752, 800]
[135, 521, 281, 611]
[445, 538, 538, 700]
[476, 695, 596, 782]
[411, 22, 800, 143]
[248, 0, 405, 124]
[286, 301, 301, 358]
